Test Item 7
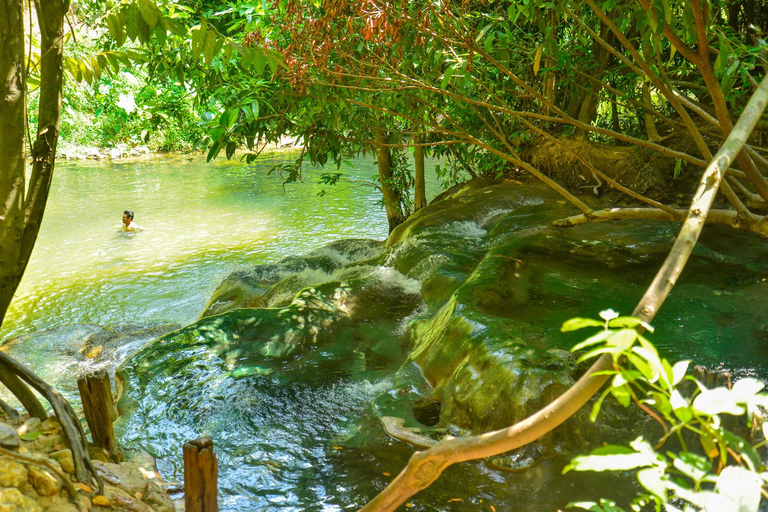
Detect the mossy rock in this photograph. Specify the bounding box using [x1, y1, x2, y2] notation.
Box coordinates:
[202, 238, 385, 316]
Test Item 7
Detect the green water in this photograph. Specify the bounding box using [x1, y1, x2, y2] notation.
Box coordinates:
[3, 152, 420, 339]
[0, 153, 644, 511]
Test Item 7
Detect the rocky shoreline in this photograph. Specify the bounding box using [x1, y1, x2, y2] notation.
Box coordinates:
[55, 136, 301, 161]
[0, 413, 176, 511]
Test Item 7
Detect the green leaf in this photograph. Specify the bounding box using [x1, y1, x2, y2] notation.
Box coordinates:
[19, 431, 43, 441]
[731, 378, 765, 402]
[266, 53, 279, 74]
[163, 17, 187, 37]
[673, 158, 683, 179]
[122, 5, 141, 42]
[191, 23, 207, 58]
[206, 140, 222, 162]
[661, 0, 672, 25]
[564, 446, 653, 473]
[154, 24, 167, 45]
[670, 390, 693, 422]
[221, 43, 234, 65]
[649, 391, 672, 417]
[91, 57, 102, 81]
[572, 329, 613, 352]
[483, 30, 495, 53]
[80, 60, 93, 85]
[105, 52, 121, 73]
[138, 0, 161, 29]
[611, 384, 631, 407]
[671, 361, 689, 386]
[250, 100, 259, 120]
[607, 317, 654, 332]
[227, 107, 239, 131]
[106, 13, 125, 47]
[590, 387, 613, 422]
[607, 329, 638, 352]
[576, 345, 620, 364]
[693, 388, 745, 416]
[637, 466, 667, 500]
[441, 66, 455, 90]
[623, 354, 650, 382]
[226, 141, 237, 159]
[671, 452, 711, 484]
[136, 15, 150, 44]
[721, 430, 760, 472]
[715, 466, 762, 512]
[203, 30, 221, 65]
[561, 318, 603, 332]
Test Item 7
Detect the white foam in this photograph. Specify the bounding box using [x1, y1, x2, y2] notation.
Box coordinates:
[476, 207, 514, 227]
[364, 266, 422, 296]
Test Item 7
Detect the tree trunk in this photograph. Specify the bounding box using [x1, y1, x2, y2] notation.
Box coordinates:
[642, 81, 660, 141]
[373, 128, 406, 232]
[413, 133, 427, 212]
[21, 0, 69, 285]
[611, 92, 620, 132]
[541, 8, 558, 117]
[573, 24, 614, 140]
[0, 0, 27, 326]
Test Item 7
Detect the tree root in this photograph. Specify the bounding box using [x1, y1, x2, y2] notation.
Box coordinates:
[0, 446, 79, 504]
[380, 417, 437, 449]
[0, 354, 103, 491]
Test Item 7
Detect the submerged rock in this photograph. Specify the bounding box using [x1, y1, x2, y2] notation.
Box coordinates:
[201, 238, 385, 316]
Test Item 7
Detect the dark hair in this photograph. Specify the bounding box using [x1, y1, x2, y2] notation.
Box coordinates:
[123, 210, 134, 219]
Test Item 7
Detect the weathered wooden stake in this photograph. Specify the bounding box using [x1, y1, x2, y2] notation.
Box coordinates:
[184, 436, 218, 512]
[77, 371, 123, 462]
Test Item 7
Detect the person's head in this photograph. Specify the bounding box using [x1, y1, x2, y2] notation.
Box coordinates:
[122, 210, 134, 226]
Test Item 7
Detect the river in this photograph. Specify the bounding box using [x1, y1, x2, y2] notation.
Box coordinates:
[2, 151, 763, 511]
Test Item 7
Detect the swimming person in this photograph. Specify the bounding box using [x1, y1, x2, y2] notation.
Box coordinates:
[121, 210, 143, 231]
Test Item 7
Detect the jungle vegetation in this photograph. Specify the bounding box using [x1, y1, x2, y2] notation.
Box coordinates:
[1, 0, 767, 508]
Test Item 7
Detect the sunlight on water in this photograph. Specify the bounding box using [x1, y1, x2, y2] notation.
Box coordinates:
[3, 151, 439, 340]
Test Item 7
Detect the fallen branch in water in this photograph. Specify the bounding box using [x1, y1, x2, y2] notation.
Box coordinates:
[552, 207, 768, 238]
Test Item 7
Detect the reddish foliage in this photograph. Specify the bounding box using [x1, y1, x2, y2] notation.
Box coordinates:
[243, 0, 422, 92]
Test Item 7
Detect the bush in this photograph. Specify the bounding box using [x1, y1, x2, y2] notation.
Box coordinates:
[563, 310, 768, 512]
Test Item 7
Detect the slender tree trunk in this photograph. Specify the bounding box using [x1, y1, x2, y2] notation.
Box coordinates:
[373, 128, 406, 232]
[542, 8, 558, 117]
[20, 0, 69, 284]
[642, 81, 660, 141]
[413, 133, 427, 211]
[0, 0, 27, 326]
[611, 92, 620, 132]
[573, 24, 614, 140]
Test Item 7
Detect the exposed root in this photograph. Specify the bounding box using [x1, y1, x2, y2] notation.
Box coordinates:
[0, 446, 79, 503]
[0, 354, 103, 491]
[380, 416, 437, 449]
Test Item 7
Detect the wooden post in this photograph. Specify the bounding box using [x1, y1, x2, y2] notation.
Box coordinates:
[77, 371, 123, 462]
[184, 436, 218, 512]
